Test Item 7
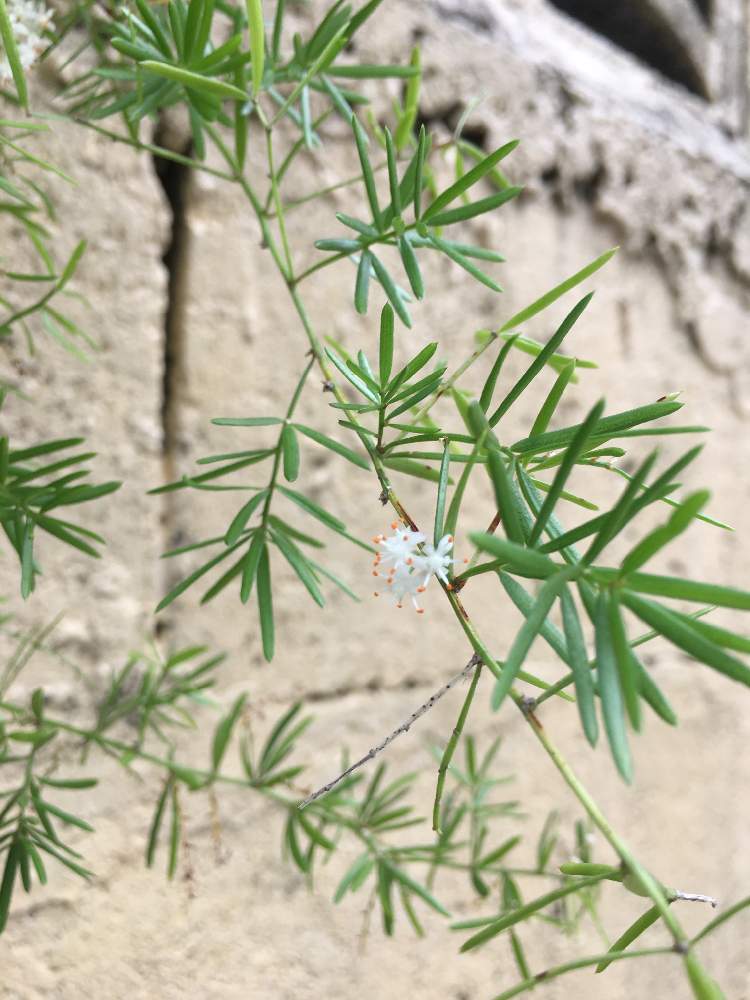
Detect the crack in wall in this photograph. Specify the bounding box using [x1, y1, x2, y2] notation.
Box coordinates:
[152, 119, 192, 636]
[152, 123, 191, 485]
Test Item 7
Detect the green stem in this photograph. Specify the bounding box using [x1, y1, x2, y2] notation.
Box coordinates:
[532, 672, 575, 707]
[205, 123, 290, 283]
[512, 692, 688, 948]
[263, 123, 294, 279]
[286, 282, 384, 466]
[401, 331, 498, 436]
[444, 589, 504, 682]
[260, 358, 315, 529]
[0, 705, 254, 792]
[73, 118, 235, 181]
[2, 279, 63, 329]
[490, 946, 674, 1000]
[264, 107, 336, 213]
[376, 401, 386, 451]
[292, 226, 400, 286]
[268, 36, 348, 127]
[451, 557, 504, 588]
[432, 660, 481, 832]
[279, 158, 389, 215]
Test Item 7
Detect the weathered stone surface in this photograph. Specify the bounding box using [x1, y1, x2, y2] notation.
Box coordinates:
[0, 79, 169, 687]
[1, 0, 750, 995]
[2, 671, 749, 998]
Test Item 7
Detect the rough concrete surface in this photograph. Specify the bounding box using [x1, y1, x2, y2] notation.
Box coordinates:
[2, 0, 750, 997]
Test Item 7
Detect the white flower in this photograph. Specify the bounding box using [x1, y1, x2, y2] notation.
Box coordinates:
[372, 524, 464, 613]
[383, 564, 426, 613]
[0, 0, 53, 84]
[413, 534, 457, 587]
[372, 521, 425, 574]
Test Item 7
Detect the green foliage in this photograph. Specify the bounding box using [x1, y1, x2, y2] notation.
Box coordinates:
[0, 0, 29, 108]
[315, 124, 518, 327]
[0, 418, 120, 597]
[150, 363, 369, 646]
[0, 122, 92, 355]
[0, 0, 748, 994]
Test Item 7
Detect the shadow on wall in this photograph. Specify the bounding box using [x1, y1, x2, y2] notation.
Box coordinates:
[548, 0, 711, 98]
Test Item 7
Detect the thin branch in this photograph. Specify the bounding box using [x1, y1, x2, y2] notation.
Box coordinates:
[673, 890, 718, 908]
[299, 654, 481, 809]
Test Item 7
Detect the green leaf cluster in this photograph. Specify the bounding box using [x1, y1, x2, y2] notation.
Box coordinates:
[0, 426, 120, 598]
[315, 123, 518, 326]
[151, 364, 369, 659]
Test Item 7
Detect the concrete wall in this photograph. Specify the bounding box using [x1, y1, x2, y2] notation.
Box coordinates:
[1, 0, 749, 997]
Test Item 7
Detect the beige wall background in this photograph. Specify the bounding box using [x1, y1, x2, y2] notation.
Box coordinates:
[1, 0, 750, 997]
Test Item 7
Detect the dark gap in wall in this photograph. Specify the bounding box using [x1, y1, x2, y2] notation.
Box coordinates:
[573, 160, 606, 203]
[413, 101, 488, 149]
[548, 0, 710, 98]
[413, 100, 462, 137]
[459, 120, 488, 150]
[151, 121, 192, 635]
[539, 163, 565, 210]
[152, 123, 192, 480]
[704, 221, 721, 264]
[684, 318, 703, 354]
[691, 0, 711, 25]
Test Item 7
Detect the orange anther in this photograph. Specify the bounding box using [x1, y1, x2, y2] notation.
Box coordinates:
[372, 571, 379, 577]
[446, 583, 454, 591]
[448, 535, 454, 542]
[417, 586, 426, 593]
[406, 557, 413, 565]
[391, 521, 398, 530]
[397, 603, 403, 609]
[373, 591, 379, 597]
[463, 557, 469, 564]
[416, 608, 425, 614]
